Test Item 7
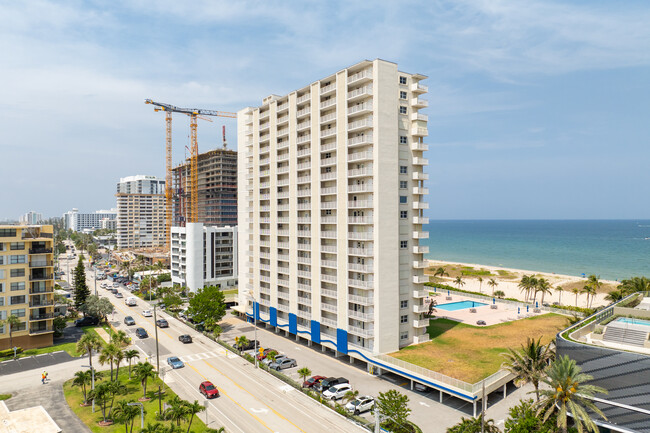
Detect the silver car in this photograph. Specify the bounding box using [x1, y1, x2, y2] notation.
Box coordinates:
[268, 357, 296, 371]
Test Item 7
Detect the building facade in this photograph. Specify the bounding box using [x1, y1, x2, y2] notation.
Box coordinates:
[100, 218, 117, 231]
[172, 148, 238, 227]
[115, 175, 166, 249]
[19, 211, 43, 225]
[62, 208, 117, 232]
[237, 59, 430, 356]
[171, 223, 238, 292]
[0, 225, 55, 350]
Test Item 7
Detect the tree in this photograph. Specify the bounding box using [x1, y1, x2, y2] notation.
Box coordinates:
[536, 355, 608, 433]
[518, 275, 537, 303]
[477, 276, 483, 293]
[426, 299, 437, 318]
[0, 315, 21, 350]
[53, 315, 67, 337]
[433, 267, 449, 279]
[112, 400, 141, 433]
[581, 285, 596, 309]
[124, 349, 140, 379]
[297, 367, 312, 383]
[99, 343, 121, 381]
[375, 389, 413, 433]
[454, 276, 465, 290]
[76, 333, 103, 371]
[555, 286, 564, 305]
[80, 295, 114, 322]
[133, 362, 157, 400]
[572, 287, 580, 306]
[162, 292, 183, 312]
[487, 278, 498, 296]
[501, 337, 555, 401]
[187, 285, 227, 325]
[504, 398, 559, 433]
[140, 423, 164, 433]
[343, 389, 359, 403]
[604, 290, 624, 303]
[74, 258, 91, 310]
[234, 335, 249, 351]
[106, 380, 127, 420]
[114, 349, 125, 380]
[111, 330, 130, 347]
[183, 400, 205, 433]
[618, 276, 650, 296]
[88, 383, 112, 423]
[164, 396, 187, 426]
[494, 290, 505, 299]
[536, 278, 552, 306]
[447, 415, 500, 433]
[119, 260, 132, 281]
[72, 370, 93, 405]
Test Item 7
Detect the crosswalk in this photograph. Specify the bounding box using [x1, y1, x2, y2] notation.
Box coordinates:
[179, 351, 222, 362]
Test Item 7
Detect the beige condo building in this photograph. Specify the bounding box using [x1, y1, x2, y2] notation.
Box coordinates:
[237, 59, 430, 356]
[116, 175, 166, 249]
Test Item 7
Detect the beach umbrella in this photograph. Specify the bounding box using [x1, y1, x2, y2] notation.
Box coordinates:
[526, 305, 529, 312]
[492, 298, 495, 304]
[517, 307, 520, 315]
[447, 290, 450, 296]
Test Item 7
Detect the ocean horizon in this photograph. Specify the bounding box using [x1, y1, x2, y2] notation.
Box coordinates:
[422, 219, 650, 281]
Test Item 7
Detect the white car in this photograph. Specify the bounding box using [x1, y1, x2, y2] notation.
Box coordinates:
[142, 310, 152, 317]
[345, 395, 375, 414]
[322, 383, 352, 400]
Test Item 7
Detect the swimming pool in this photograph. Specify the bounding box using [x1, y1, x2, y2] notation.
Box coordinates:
[616, 317, 650, 327]
[436, 301, 488, 311]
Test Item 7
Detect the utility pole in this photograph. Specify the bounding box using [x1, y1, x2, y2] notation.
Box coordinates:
[153, 305, 160, 374]
[375, 408, 381, 433]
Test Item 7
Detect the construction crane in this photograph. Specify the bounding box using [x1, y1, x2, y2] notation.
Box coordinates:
[144, 99, 236, 245]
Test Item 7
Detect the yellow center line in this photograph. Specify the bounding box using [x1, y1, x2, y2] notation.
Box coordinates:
[185, 362, 274, 432]
[203, 360, 309, 433]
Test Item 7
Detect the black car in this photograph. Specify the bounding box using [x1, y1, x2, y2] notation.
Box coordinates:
[315, 377, 349, 392]
[74, 316, 99, 327]
[233, 339, 260, 351]
[111, 288, 119, 294]
[124, 316, 136, 326]
[135, 327, 148, 338]
[156, 318, 169, 328]
[178, 334, 193, 344]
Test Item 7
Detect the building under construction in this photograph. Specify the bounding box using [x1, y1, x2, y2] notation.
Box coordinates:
[172, 148, 237, 227]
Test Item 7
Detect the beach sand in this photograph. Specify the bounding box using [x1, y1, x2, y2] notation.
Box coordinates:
[425, 260, 618, 308]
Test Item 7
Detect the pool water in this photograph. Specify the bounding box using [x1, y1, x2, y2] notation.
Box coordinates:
[436, 301, 489, 311]
[616, 317, 650, 327]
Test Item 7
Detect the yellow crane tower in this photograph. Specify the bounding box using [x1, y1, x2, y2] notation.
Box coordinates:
[144, 99, 236, 247]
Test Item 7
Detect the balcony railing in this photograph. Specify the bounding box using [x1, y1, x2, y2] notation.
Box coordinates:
[347, 85, 373, 100]
[30, 274, 53, 281]
[29, 287, 53, 294]
[348, 151, 373, 162]
[349, 310, 373, 321]
[297, 134, 311, 144]
[29, 247, 52, 254]
[29, 327, 53, 335]
[321, 317, 337, 328]
[348, 279, 373, 289]
[348, 117, 373, 132]
[29, 300, 54, 307]
[322, 303, 338, 313]
[320, 98, 336, 109]
[297, 93, 311, 104]
[347, 68, 373, 84]
[349, 294, 374, 306]
[348, 326, 374, 337]
[30, 313, 54, 321]
[320, 83, 336, 95]
[348, 248, 373, 256]
[321, 289, 337, 298]
[30, 261, 53, 267]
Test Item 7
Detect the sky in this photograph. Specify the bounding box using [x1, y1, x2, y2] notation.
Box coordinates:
[1, 0, 649, 220]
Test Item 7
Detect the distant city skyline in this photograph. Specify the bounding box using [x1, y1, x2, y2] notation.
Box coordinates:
[1, 1, 649, 219]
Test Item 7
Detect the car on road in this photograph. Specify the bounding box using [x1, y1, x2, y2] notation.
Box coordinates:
[142, 310, 152, 317]
[262, 354, 287, 366]
[345, 396, 375, 415]
[156, 318, 169, 328]
[233, 339, 260, 351]
[135, 328, 148, 338]
[113, 283, 119, 288]
[167, 356, 184, 369]
[315, 377, 349, 392]
[111, 288, 119, 294]
[269, 357, 297, 371]
[178, 334, 193, 344]
[476, 320, 487, 326]
[74, 316, 99, 327]
[323, 383, 352, 400]
[124, 316, 136, 326]
[125, 296, 137, 306]
[302, 375, 326, 389]
[199, 381, 219, 399]
[115, 292, 124, 298]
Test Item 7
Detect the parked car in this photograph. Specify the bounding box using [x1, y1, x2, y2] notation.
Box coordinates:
[115, 292, 124, 299]
[262, 354, 287, 366]
[124, 316, 136, 326]
[256, 348, 275, 361]
[269, 357, 297, 371]
[178, 334, 193, 344]
[156, 318, 169, 328]
[303, 375, 326, 389]
[199, 381, 219, 399]
[315, 377, 349, 392]
[111, 288, 119, 294]
[233, 339, 260, 351]
[135, 328, 148, 338]
[167, 356, 184, 369]
[323, 383, 352, 400]
[113, 283, 119, 288]
[142, 310, 152, 317]
[345, 396, 375, 414]
[74, 316, 99, 327]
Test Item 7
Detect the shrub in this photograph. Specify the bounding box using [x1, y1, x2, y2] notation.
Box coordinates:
[0, 347, 22, 357]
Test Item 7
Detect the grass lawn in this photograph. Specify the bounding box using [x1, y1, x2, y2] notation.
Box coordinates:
[390, 314, 568, 383]
[222, 289, 238, 295]
[0, 394, 11, 400]
[0, 325, 104, 361]
[64, 368, 208, 433]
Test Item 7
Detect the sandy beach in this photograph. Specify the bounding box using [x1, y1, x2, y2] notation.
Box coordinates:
[425, 259, 618, 308]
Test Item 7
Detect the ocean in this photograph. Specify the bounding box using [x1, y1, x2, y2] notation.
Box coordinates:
[422, 220, 650, 281]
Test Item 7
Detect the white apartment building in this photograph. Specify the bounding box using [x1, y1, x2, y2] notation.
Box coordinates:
[100, 218, 117, 230]
[115, 175, 166, 249]
[237, 59, 430, 356]
[19, 211, 43, 225]
[62, 208, 117, 232]
[170, 223, 238, 292]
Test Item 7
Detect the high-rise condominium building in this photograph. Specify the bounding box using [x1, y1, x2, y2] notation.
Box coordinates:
[116, 175, 166, 249]
[237, 59, 430, 356]
[19, 211, 43, 225]
[62, 208, 117, 232]
[0, 225, 55, 350]
[172, 148, 238, 227]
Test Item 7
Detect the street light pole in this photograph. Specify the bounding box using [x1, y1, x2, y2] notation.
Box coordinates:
[247, 295, 258, 368]
[128, 402, 144, 430]
[153, 304, 160, 374]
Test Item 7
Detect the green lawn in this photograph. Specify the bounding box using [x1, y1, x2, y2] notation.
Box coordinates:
[0, 325, 104, 361]
[64, 368, 208, 433]
[0, 394, 11, 401]
[391, 314, 567, 383]
[222, 289, 238, 295]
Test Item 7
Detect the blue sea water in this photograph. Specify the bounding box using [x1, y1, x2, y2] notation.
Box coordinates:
[422, 220, 650, 281]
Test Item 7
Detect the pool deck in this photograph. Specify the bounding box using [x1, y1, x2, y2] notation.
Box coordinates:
[427, 293, 547, 326]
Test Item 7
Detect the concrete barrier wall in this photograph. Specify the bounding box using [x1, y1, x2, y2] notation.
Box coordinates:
[613, 306, 650, 319]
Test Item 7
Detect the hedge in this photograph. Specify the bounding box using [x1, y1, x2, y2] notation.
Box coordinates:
[0, 347, 22, 357]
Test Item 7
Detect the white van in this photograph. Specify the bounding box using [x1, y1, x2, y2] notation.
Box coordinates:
[125, 296, 138, 306]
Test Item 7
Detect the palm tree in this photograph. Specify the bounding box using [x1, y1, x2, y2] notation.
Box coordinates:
[536, 278, 552, 306]
[618, 276, 650, 296]
[587, 274, 601, 293]
[0, 315, 21, 351]
[76, 333, 103, 371]
[433, 267, 449, 279]
[343, 389, 359, 404]
[454, 276, 465, 290]
[72, 370, 93, 404]
[572, 287, 581, 307]
[494, 290, 505, 299]
[487, 278, 498, 296]
[537, 355, 608, 433]
[235, 335, 249, 351]
[604, 290, 624, 303]
[106, 381, 127, 421]
[114, 349, 125, 380]
[163, 396, 187, 426]
[133, 362, 157, 400]
[99, 343, 121, 381]
[297, 367, 312, 384]
[140, 422, 164, 433]
[111, 330, 130, 347]
[501, 337, 555, 401]
[581, 284, 596, 308]
[518, 275, 532, 302]
[124, 349, 140, 378]
[112, 400, 141, 433]
[555, 286, 564, 305]
[88, 383, 112, 423]
[477, 276, 483, 293]
[446, 415, 500, 433]
[183, 400, 205, 433]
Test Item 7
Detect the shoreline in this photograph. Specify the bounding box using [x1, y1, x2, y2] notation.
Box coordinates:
[425, 259, 618, 308]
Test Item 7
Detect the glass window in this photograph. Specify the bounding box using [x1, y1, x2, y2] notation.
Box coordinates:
[10, 282, 25, 291]
[400, 300, 408, 308]
[399, 106, 407, 114]
[400, 331, 409, 340]
[9, 295, 25, 305]
[400, 166, 408, 174]
[400, 211, 408, 219]
[400, 315, 408, 324]
[400, 181, 408, 189]
[400, 91, 407, 99]
[0, 229, 16, 237]
[10, 255, 26, 264]
[399, 76, 407, 85]
[10, 269, 25, 278]
[399, 136, 408, 144]
[10, 242, 25, 250]
[10, 308, 25, 318]
[400, 241, 408, 249]
[400, 196, 408, 204]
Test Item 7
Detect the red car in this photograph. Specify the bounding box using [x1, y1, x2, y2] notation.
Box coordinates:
[303, 375, 326, 388]
[256, 348, 276, 361]
[199, 381, 219, 399]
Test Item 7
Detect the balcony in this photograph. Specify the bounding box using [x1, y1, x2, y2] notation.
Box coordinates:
[260, 111, 270, 120]
[320, 83, 336, 95]
[320, 216, 336, 223]
[320, 142, 336, 153]
[29, 327, 53, 335]
[277, 128, 289, 137]
[348, 200, 373, 209]
[277, 102, 289, 112]
[320, 112, 336, 124]
[296, 148, 311, 158]
[413, 261, 428, 269]
[321, 245, 337, 253]
[297, 189, 311, 197]
[297, 107, 311, 118]
[413, 334, 431, 344]
[29, 287, 53, 294]
[347, 68, 373, 85]
[321, 259, 337, 268]
[30, 274, 53, 281]
[413, 304, 428, 314]
[297, 309, 311, 319]
[348, 117, 373, 132]
[348, 248, 373, 257]
[413, 275, 429, 284]
[29, 300, 54, 308]
[321, 231, 337, 239]
[297, 270, 312, 278]
[349, 309, 373, 321]
[297, 230, 311, 237]
[413, 319, 429, 328]
[321, 186, 337, 195]
[321, 317, 338, 328]
[411, 82, 428, 93]
[347, 151, 373, 163]
[297, 93, 311, 104]
[297, 256, 310, 264]
[297, 243, 311, 251]
[347, 102, 373, 116]
[320, 157, 336, 167]
[347, 167, 373, 178]
[259, 122, 270, 131]
[29, 247, 52, 254]
[321, 172, 337, 181]
[320, 98, 336, 110]
[348, 231, 373, 240]
[349, 294, 374, 306]
[277, 115, 289, 125]
[348, 278, 373, 289]
[321, 274, 337, 283]
[413, 216, 429, 225]
[277, 291, 290, 300]
[30, 313, 54, 321]
[411, 126, 429, 137]
[413, 231, 429, 239]
[412, 186, 429, 195]
[348, 326, 373, 338]
[297, 120, 311, 132]
[413, 289, 429, 298]
[320, 202, 337, 210]
[348, 263, 373, 273]
[322, 302, 338, 313]
[410, 112, 428, 122]
[411, 98, 428, 108]
[29, 261, 53, 268]
[347, 85, 373, 101]
[297, 283, 312, 292]
[321, 289, 337, 298]
[297, 176, 311, 184]
[348, 216, 373, 224]
[259, 286, 270, 295]
[259, 298, 271, 306]
[297, 134, 311, 145]
[297, 162, 311, 171]
[412, 171, 429, 181]
[411, 142, 428, 152]
[413, 157, 428, 165]
[413, 201, 429, 210]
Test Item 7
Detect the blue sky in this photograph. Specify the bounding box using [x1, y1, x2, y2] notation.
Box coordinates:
[1, 0, 649, 219]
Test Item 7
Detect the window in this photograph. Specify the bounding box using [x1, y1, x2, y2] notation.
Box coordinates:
[400, 181, 408, 189]
[399, 106, 407, 114]
[399, 76, 407, 85]
[9, 295, 25, 305]
[400, 300, 408, 309]
[400, 315, 408, 324]
[10, 282, 25, 291]
[400, 241, 408, 249]
[400, 331, 409, 340]
[14, 322, 26, 332]
[0, 282, 4, 292]
[325, 210, 332, 215]
[400, 91, 407, 99]
[0, 229, 16, 237]
[10, 255, 26, 264]
[0, 256, 3, 265]
[400, 166, 408, 174]
[400, 196, 408, 204]
[11, 308, 25, 318]
[10, 269, 25, 278]
[10, 242, 25, 250]
[0, 243, 4, 251]
[399, 136, 408, 144]
[400, 211, 408, 219]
